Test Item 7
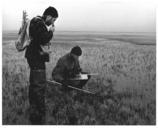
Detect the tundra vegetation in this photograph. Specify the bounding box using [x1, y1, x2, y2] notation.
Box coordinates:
[2, 31, 156, 125]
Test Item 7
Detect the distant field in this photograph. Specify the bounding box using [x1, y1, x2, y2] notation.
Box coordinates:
[2, 31, 156, 125]
[3, 31, 156, 45]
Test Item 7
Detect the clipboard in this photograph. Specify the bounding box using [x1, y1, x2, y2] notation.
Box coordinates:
[69, 73, 98, 80]
[70, 74, 88, 80]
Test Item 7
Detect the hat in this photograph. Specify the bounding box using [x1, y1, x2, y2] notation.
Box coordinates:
[71, 46, 82, 56]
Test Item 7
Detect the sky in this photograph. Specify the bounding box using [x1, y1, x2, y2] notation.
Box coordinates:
[2, 0, 157, 32]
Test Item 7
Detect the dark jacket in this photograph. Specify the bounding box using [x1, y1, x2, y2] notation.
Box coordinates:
[25, 16, 53, 70]
[52, 53, 82, 83]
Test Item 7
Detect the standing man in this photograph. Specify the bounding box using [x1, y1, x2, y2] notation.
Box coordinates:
[25, 6, 58, 124]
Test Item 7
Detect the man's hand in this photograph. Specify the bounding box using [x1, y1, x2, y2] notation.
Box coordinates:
[41, 44, 52, 54]
[40, 51, 49, 62]
[49, 25, 55, 32]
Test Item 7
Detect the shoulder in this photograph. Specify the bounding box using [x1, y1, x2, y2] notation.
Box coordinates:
[58, 54, 67, 63]
[64, 53, 74, 61]
[57, 53, 70, 64]
[31, 16, 43, 22]
[30, 16, 44, 26]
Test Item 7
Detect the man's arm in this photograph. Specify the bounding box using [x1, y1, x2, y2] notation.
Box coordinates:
[73, 58, 82, 75]
[29, 17, 53, 45]
[35, 21, 53, 45]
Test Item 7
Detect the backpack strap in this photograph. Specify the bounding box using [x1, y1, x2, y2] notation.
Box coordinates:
[26, 20, 30, 38]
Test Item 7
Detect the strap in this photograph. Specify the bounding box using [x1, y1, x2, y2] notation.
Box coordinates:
[26, 20, 30, 38]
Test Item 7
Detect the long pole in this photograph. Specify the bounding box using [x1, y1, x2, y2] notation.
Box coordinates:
[47, 80, 95, 95]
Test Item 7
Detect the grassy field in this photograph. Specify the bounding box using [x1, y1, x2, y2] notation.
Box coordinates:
[2, 31, 156, 125]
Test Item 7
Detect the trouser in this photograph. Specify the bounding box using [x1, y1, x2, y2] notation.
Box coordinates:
[29, 69, 46, 125]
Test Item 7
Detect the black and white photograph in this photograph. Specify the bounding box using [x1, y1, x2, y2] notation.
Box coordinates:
[2, 0, 157, 125]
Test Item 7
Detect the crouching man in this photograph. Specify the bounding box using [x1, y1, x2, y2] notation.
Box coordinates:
[52, 46, 91, 91]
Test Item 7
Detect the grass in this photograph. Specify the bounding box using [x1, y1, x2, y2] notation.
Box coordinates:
[2, 31, 156, 125]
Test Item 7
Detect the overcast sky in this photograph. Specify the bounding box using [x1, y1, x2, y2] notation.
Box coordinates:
[2, 0, 157, 32]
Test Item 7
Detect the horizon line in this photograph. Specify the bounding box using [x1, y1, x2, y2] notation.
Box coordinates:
[2, 30, 156, 33]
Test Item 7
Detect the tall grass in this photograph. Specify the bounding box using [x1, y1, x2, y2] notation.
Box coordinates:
[2, 33, 156, 125]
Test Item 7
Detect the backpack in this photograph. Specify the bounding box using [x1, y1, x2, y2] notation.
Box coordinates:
[15, 11, 31, 52]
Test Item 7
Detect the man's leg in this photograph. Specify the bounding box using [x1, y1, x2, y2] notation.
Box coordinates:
[29, 86, 46, 124]
[29, 70, 46, 125]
